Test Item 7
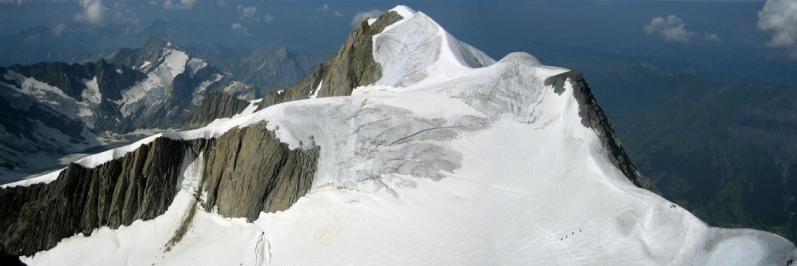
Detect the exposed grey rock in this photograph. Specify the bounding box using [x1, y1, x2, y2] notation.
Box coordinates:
[0, 85, 100, 179]
[256, 64, 327, 108]
[0, 122, 319, 256]
[164, 192, 198, 252]
[200, 123, 319, 221]
[0, 137, 187, 256]
[0, 38, 267, 182]
[3, 60, 145, 104]
[185, 92, 250, 129]
[317, 11, 403, 97]
[545, 70, 656, 191]
[256, 11, 403, 110]
[108, 37, 171, 72]
[7, 62, 94, 100]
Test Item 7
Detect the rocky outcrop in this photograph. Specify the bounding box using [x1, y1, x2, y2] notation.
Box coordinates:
[0, 93, 96, 177]
[545, 71, 655, 191]
[3, 61, 145, 103]
[6, 62, 94, 100]
[0, 138, 188, 256]
[200, 123, 319, 221]
[256, 11, 403, 110]
[0, 11, 405, 257]
[93, 60, 147, 102]
[256, 64, 327, 108]
[185, 92, 250, 129]
[317, 11, 403, 97]
[108, 37, 171, 72]
[0, 38, 268, 181]
[0, 122, 319, 257]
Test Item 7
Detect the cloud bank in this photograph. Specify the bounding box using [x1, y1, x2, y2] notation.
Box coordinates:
[237, 5, 257, 20]
[74, 0, 106, 24]
[644, 15, 721, 44]
[758, 0, 797, 59]
[234, 5, 274, 24]
[164, 0, 197, 10]
[644, 15, 691, 42]
[231, 22, 250, 35]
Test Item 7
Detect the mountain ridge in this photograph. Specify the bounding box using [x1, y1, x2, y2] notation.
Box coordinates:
[0, 37, 262, 183]
[0, 5, 794, 265]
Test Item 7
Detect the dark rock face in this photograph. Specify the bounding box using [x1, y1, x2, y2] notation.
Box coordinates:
[0, 61, 144, 176]
[185, 92, 250, 129]
[0, 123, 319, 257]
[545, 71, 656, 191]
[200, 123, 319, 221]
[93, 60, 146, 102]
[0, 92, 96, 178]
[104, 37, 262, 132]
[123, 65, 229, 131]
[7, 62, 93, 100]
[0, 37, 264, 181]
[4, 61, 145, 103]
[256, 64, 327, 108]
[108, 37, 171, 72]
[0, 138, 187, 256]
[256, 11, 403, 110]
[317, 11, 403, 98]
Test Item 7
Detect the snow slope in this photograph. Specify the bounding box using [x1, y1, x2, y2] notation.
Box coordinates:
[17, 5, 797, 265]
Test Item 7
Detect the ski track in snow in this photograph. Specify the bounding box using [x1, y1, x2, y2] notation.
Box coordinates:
[12, 5, 797, 266]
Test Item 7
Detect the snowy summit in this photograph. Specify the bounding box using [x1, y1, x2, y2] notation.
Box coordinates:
[2, 5, 795, 266]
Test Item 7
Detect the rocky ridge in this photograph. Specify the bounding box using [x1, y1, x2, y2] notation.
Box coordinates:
[0, 123, 319, 256]
[0, 38, 264, 181]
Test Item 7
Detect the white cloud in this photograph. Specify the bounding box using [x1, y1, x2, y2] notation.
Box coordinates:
[74, 1, 139, 26]
[164, 0, 197, 10]
[52, 23, 66, 37]
[644, 15, 692, 43]
[320, 4, 343, 18]
[231, 22, 250, 35]
[74, 0, 106, 25]
[758, 0, 797, 59]
[704, 33, 721, 42]
[74, 0, 108, 24]
[263, 13, 275, 24]
[235, 5, 273, 24]
[350, 9, 382, 26]
[237, 5, 257, 19]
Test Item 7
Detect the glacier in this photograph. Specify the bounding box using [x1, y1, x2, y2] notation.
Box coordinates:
[9, 5, 796, 266]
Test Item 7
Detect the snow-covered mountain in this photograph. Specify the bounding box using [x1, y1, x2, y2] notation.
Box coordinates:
[1, 6, 795, 265]
[0, 38, 260, 182]
[105, 37, 260, 129]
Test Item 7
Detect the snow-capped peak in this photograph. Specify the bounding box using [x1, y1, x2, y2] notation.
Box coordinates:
[6, 6, 795, 266]
[389, 5, 417, 19]
[372, 6, 495, 88]
[116, 44, 211, 117]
